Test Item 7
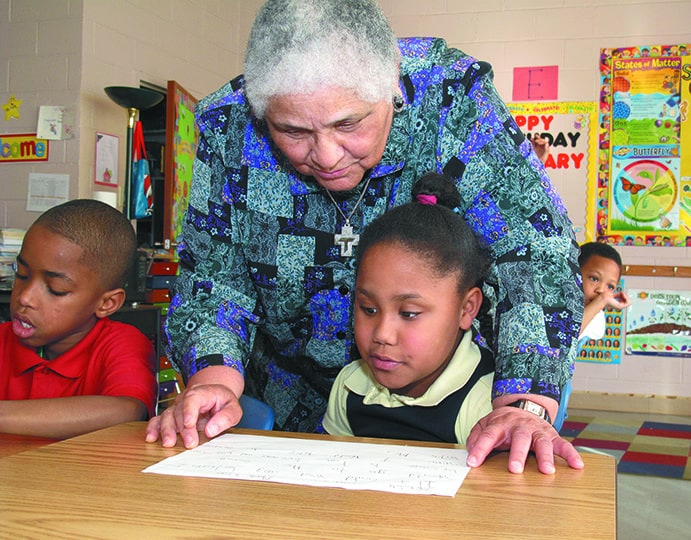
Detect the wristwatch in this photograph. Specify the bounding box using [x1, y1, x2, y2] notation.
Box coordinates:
[507, 400, 552, 424]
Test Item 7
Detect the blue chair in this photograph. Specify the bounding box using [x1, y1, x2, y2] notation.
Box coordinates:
[237, 394, 275, 430]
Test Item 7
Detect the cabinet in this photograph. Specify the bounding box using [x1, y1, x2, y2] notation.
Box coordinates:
[109, 304, 161, 360]
[138, 81, 198, 252]
[145, 258, 178, 305]
[133, 80, 196, 326]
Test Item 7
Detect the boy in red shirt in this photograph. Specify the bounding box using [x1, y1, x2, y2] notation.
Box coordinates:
[0, 200, 157, 439]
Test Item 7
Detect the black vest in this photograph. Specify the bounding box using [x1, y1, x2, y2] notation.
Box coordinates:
[346, 345, 494, 443]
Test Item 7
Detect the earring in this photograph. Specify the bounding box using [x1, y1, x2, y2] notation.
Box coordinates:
[393, 94, 404, 113]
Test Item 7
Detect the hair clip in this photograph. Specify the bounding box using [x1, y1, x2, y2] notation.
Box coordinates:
[416, 194, 437, 205]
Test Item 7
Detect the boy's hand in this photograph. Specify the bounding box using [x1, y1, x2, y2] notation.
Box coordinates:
[604, 289, 632, 311]
[530, 134, 551, 164]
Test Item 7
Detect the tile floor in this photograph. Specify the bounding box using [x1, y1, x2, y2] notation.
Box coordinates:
[568, 409, 691, 539]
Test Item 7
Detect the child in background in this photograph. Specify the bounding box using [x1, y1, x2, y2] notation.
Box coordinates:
[0, 200, 157, 439]
[553, 241, 632, 430]
[323, 173, 494, 444]
[578, 242, 631, 341]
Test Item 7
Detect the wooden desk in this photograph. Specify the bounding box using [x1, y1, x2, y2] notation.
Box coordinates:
[0, 433, 56, 458]
[0, 423, 616, 539]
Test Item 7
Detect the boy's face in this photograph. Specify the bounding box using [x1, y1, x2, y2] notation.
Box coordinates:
[580, 254, 621, 304]
[10, 225, 108, 358]
[353, 243, 476, 398]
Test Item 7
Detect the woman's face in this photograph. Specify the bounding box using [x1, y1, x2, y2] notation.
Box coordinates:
[264, 87, 393, 192]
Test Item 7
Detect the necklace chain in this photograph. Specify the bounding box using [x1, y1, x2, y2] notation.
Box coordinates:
[323, 176, 373, 227]
[323, 176, 373, 257]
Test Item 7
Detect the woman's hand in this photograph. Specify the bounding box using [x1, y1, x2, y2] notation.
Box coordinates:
[145, 365, 245, 449]
[465, 406, 584, 474]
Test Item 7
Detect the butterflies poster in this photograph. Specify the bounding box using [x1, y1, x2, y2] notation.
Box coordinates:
[507, 101, 599, 244]
[597, 44, 691, 246]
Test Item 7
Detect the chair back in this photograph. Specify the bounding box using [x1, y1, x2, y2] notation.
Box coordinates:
[237, 395, 275, 430]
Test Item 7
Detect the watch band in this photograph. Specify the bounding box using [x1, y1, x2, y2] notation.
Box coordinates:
[507, 399, 552, 424]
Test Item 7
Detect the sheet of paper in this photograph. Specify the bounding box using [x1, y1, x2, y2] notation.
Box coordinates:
[26, 173, 69, 212]
[36, 105, 74, 140]
[512, 65, 559, 101]
[143, 434, 471, 497]
[94, 132, 119, 186]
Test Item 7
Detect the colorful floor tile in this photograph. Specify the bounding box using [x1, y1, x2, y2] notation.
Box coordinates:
[561, 416, 691, 480]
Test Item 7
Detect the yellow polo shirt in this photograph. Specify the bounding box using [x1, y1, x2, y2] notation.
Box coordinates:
[324, 330, 493, 444]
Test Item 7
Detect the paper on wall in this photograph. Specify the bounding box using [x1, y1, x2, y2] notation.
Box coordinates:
[36, 106, 74, 140]
[26, 173, 69, 212]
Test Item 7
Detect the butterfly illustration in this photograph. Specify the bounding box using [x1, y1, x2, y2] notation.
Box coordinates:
[621, 177, 645, 194]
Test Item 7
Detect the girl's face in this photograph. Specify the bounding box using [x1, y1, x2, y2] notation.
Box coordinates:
[354, 243, 481, 398]
[264, 86, 393, 192]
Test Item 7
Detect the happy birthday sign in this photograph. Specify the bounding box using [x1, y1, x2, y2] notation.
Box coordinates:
[508, 102, 599, 243]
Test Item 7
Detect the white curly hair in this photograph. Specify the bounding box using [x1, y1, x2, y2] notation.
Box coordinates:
[243, 0, 401, 118]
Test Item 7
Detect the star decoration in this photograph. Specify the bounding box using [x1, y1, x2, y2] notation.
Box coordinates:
[3, 95, 22, 121]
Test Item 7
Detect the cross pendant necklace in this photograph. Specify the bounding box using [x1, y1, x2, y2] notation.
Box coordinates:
[334, 222, 358, 257]
[324, 177, 372, 257]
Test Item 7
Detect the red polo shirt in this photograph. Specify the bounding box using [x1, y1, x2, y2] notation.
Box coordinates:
[0, 318, 157, 417]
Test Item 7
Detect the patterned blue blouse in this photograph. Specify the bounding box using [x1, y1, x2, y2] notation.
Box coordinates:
[164, 37, 583, 432]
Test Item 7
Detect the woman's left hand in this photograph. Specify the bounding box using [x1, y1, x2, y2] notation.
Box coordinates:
[465, 406, 584, 474]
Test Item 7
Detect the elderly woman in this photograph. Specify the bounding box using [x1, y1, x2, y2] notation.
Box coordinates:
[147, 0, 584, 474]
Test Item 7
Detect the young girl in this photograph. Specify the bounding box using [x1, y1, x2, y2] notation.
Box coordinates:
[323, 173, 493, 444]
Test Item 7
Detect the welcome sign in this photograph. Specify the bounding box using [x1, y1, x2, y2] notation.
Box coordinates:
[0, 133, 49, 163]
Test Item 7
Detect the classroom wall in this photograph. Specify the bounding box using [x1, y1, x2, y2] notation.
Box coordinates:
[1, 0, 691, 405]
[78, 0, 259, 217]
[0, 0, 258, 229]
[0, 0, 84, 229]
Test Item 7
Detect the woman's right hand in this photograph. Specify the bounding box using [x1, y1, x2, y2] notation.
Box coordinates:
[145, 365, 245, 448]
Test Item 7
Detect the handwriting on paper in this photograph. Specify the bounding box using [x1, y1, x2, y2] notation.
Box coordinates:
[143, 434, 471, 497]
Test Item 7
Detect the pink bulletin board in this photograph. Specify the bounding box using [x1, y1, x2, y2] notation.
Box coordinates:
[513, 66, 559, 101]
